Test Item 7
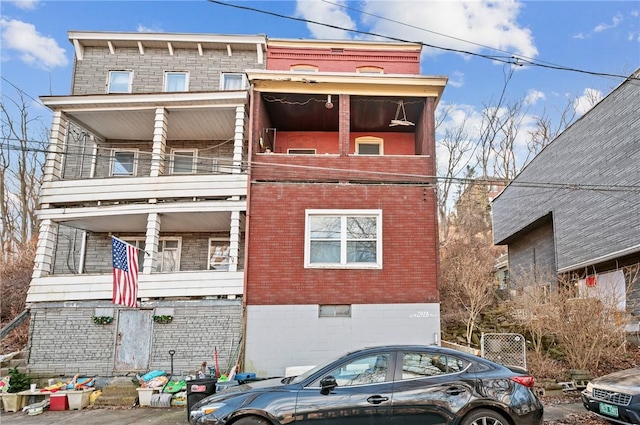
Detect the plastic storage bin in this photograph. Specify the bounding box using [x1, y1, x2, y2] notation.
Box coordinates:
[66, 389, 93, 410]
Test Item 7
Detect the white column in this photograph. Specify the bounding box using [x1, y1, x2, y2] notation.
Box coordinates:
[32, 219, 58, 278]
[143, 213, 161, 274]
[150, 108, 168, 177]
[232, 105, 246, 174]
[42, 111, 68, 185]
[229, 210, 241, 272]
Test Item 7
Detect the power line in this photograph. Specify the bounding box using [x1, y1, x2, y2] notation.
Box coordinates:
[207, 0, 639, 82]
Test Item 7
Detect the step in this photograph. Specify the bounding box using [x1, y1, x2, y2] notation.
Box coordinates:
[93, 377, 139, 407]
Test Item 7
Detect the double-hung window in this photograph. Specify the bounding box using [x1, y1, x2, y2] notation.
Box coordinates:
[356, 136, 383, 155]
[221, 73, 246, 90]
[111, 150, 137, 176]
[155, 238, 180, 272]
[164, 71, 189, 92]
[123, 238, 146, 270]
[171, 149, 197, 174]
[305, 209, 382, 269]
[208, 238, 230, 270]
[108, 71, 132, 93]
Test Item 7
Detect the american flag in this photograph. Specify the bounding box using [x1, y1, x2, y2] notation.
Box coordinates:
[112, 237, 139, 308]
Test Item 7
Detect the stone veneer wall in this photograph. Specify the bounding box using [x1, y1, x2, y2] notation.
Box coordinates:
[26, 300, 242, 378]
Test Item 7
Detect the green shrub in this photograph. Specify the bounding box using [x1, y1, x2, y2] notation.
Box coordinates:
[7, 366, 30, 393]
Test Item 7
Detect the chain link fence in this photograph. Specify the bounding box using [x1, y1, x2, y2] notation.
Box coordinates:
[481, 333, 527, 369]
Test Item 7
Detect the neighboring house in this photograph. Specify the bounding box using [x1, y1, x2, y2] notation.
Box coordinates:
[31, 31, 266, 376]
[492, 69, 640, 316]
[244, 39, 447, 376]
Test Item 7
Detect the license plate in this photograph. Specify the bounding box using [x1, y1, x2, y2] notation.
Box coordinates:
[599, 402, 619, 417]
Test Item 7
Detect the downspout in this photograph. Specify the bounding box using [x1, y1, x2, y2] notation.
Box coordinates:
[78, 230, 87, 274]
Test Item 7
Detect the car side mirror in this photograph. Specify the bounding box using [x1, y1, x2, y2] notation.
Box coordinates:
[320, 376, 337, 394]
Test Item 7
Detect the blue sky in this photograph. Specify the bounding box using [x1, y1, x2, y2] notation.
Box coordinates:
[1, 0, 639, 175]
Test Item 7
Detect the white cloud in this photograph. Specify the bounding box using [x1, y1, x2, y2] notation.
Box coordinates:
[594, 13, 622, 32]
[448, 71, 464, 88]
[572, 32, 586, 40]
[137, 24, 163, 33]
[359, 1, 538, 59]
[4, 0, 39, 10]
[295, 0, 356, 40]
[573, 88, 603, 116]
[0, 18, 68, 69]
[524, 89, 545, 106]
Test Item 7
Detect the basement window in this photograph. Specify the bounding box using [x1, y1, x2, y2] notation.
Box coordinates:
[319, 304, 351, 317]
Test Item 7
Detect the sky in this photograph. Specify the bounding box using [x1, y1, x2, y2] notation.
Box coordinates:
[1, 0, 639, 177]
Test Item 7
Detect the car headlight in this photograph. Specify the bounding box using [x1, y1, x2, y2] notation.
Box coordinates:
[586, 382, 593, 393]
[195, 402, 226, 416]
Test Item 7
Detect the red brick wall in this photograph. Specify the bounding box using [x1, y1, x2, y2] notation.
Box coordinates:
[273, 131, 416, 155]
[246, 183, 439, 305]
[267, 47, 420, 74]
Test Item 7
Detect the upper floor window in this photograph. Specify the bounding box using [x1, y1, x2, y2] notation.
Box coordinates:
[123, 238, 146, 270]
[290, 64, 319, 72]
[111, 150, 137, 176]
[208, 238, 230, 271]
[155, 238, 180, 272]
[356, 66, 384, 74]
[171, 149, 196, 174]
[305, 209, 382, 269]
[221, 73, 247, 90]
[164, 71, 189, 92]
[108, 71, 132, 93]
[356, 136, 384, 155]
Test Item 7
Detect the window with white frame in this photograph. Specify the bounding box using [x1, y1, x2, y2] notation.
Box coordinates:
[356, 66, 384, 74]
[208, 238, 230, 270]
[305, 209, 382, 268]
[155, 238, 180, 272]
[171, 149, 197, 174]
[164, 71, 189, 92]
[123, 238, 146, 270]
[111, 150, 137, 176]
[221, 73, 246, 90]
[356, 136, 383, 155]
[107, 71, 132, 93]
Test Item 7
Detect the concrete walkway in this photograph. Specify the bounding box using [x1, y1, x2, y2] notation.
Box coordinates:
[0, 402, 590, 424]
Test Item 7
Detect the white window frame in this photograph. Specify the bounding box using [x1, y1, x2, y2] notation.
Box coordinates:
[208, 238, 231, 271]
[355, 136, 384, 155]
[319, 304, 351, 318]
[122, 238, 146, 270]
[156, 238, 181, 273]
[220, 73, 247, 90]
[107, 70, 133, 93]
[305, 209, 382, 269]
[110, 149, 138, 176]
[171, 148, 197, 174]
[356, 66, 384, 74]
[164, 71, 189, 92]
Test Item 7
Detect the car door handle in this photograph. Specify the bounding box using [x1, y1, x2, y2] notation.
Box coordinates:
[445, 387, 467, 396]
[367, 395, 389, 404]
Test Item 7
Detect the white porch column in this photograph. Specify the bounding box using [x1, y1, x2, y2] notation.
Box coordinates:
[229, 210, 241, 272]
[143, 213, 161, 274]
[232, 105, 246, 174]
[42, 111, 68, 186]
[150, 107, 168, 177]
[32, 219, 58, 278]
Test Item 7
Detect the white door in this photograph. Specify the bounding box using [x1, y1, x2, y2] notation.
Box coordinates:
[115, 310, 153, 371]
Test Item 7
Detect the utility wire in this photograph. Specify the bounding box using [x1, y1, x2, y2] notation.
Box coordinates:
[207, 0, 639, 82]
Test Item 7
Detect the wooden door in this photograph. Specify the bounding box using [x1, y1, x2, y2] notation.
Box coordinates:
[115, 310, 153, 371]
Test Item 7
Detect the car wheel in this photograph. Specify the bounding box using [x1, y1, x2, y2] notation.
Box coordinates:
[460, 409, 509, 425]
[233, 416, 270, 425]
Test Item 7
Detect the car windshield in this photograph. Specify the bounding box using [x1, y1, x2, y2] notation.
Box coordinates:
[288, 352, 349, 384]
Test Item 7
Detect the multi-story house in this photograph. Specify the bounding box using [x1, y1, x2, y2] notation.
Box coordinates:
[492, 69, 640, 317]
[30, 31, 266, 376]
[244, 39, 447, 376]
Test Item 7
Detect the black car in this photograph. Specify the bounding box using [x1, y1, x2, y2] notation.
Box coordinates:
[582, 367, 640, 424]
[189, 345, 543, 425]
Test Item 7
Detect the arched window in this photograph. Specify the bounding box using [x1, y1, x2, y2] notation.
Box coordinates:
[355, 136, 384, 155]
[356, 66, 384, 74]
[290, 64, 319, 72]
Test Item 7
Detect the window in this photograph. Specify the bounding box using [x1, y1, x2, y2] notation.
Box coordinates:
[164, 72, 189, 92]
[208, 239, 230, 271]
[400, 352, 470, 380]
[155, 238, 180, 272]
[305, 209, 382, 268]
[319, 304, 351, 317]
[171, 149, 196, 174]
[356, 136, 383, 155]
[314, 354, 390, 387]
[287, 149, 316, 155]
[290, 64, 319, 72]
[111, 150, 137, 176]
[123, 238, 146, 270]
[356, 66, 384, 74]
[108, 71, 132, 93]
[221, 73, 246, 90]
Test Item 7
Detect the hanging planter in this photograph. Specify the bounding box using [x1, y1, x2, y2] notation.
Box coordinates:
[153, 315, 173, 324]
[92, 316, 113, 325]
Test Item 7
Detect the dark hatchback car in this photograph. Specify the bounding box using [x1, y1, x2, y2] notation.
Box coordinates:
[582, 367, 640, 424]
[189, 345, 543, 425]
